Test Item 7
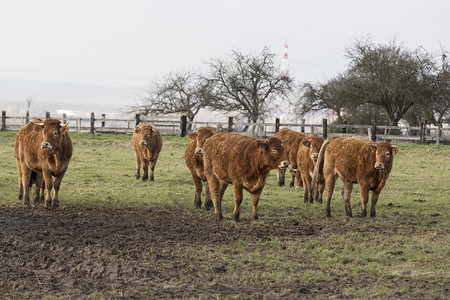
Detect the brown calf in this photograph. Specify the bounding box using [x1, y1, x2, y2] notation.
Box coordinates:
[185, 126, 215, 209]
[273, 128, 306, 187]
[132, 122, 162, 182]
[15, 119, 73, 208]
[313, 137, 399, 218]
[295, 134, 325, 203]
[14, 120, 45, 205]
[203, 132, 289, 221]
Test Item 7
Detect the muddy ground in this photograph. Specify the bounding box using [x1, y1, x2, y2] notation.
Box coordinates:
[0, 206, 442, 299]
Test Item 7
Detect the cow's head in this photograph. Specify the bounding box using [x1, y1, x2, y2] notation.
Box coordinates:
[135, 123, 158, 147]
[33, 119, 69, 153]
[189, 126, 214, 157]
[302, 134, 324, 162]
[255, 137, 289, 170]
[368, 142, 399, 170]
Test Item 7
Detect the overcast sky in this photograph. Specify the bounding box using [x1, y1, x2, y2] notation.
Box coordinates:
[1, 0, 449, 116]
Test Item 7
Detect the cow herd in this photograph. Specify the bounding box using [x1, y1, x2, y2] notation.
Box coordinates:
[13, 119, 399, 220]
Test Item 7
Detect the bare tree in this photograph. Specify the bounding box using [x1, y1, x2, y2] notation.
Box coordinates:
[206, 47, 293, 129]
[345, 39, 435, 126]
[25, 95, 37, 123]
[132, 71, 213, 127]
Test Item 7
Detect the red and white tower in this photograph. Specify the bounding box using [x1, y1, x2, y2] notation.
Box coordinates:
[281, 41, 289, 78]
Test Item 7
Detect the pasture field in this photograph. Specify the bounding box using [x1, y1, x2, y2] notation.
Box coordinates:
[0, 131, 449, 299]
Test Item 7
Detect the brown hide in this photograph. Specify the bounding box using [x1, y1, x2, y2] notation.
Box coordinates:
[132, 122, 163, 182]
[315, 137, 399, 218]
[203, 132, 289, 221]
[273, 128, 306, 187]
[184, 126, 214, 209]
[14, 119, 45, 205]
[296, 134, 325, 203]
[15, 119, 73, 208]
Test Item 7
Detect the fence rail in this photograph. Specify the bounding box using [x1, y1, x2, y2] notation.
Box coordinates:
[1, 111, 449, 145]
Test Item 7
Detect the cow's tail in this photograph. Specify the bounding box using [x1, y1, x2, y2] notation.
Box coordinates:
[312, 140, 329, 191]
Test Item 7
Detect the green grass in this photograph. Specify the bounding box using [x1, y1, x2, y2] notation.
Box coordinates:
[1, 131, 449, 298]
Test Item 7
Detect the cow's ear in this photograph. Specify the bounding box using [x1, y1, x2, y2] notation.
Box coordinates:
[302, 139, 311, 147]
[391, 145, 399, 155]
[134, 128, 141, 134]
[188, 132, 198, 140]
[60, 125, 69, 134]
[255, 141, 268, 150]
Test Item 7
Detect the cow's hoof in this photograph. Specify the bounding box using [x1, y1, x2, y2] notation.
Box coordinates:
[215, 214, 223, 221]
[233, 214, 240, 222]
[150, 176, 154, 182]
[204, 200, 213, 211]
[142, 176, 148, 181]
[252, 215, 259, 221]
[194, 200, 201, 209]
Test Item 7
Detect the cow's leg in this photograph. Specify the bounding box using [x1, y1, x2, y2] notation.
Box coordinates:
[141, 158, 149, 181]
[39, 176, 45, 204]
[31, 172, 40, 206]
[251, 188, 264, 220]
[20, 164, 32, 206]
[301, 174, 309, 203]
[135, 153, 141, 179]
[51, 169, 67, 208]
[16, 158, 23, 201]
[205, 170, 222, 220]
[149, 158, 158, 182]
[305, 174, 314, 203]
[190, 172, 202, 209]
[289, 171, 295, 188]
[42, 168, 54, 209]
[232, 184, 243, 221]
[359, 183, 370, 217]
[316, 178, 325, 204]
[276, 168, 285, 186]
[370, 191, 381, 218]
[342, 181, 354, 217]
[324, 173, 338, 218]
[204, 181, 213, 211]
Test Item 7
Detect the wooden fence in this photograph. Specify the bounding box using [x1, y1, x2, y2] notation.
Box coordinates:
[1, 111, 449, 145]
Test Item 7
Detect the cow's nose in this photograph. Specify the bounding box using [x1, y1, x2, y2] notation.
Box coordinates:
[139, 140, 147, 146]
[41, 142, 50, 149]
[311, 153, 319, 162]
[279, 160, 289, 169]
[195, 148, 203, 156]
[374, 162, 385, 170]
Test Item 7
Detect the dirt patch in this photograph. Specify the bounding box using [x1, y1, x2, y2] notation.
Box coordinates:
[0, 206, 443, 299]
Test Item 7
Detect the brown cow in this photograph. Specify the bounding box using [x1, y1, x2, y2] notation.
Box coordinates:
[132, 122, 163, 182]
[273, 128, 306, 187]
[185, 126, 215, 209]
[295, 134, 325, 203]
[15, 119, 73, 208]
[203, 132, 289, 221]
[14, 120, 45, 205]
[313, 137, 399, 218]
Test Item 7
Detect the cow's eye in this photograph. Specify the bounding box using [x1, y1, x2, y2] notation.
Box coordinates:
[385, 151, 390, 156]
[53, 130, 58, 136]
[272, 149, 278, 154]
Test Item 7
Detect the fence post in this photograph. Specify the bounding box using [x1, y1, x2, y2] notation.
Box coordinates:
[135, 114, 141, 127]
[322, 119, 327, 140]
[1, 111, 6, 131]
[275, 118, 280, 133]
[101, 114, 106, 128]
[371, 121, 377, 142]
[228, 117, 234, 132]
[90, 112, 95, 135]
[180, 115, 187, 137]
[77, 118, 81, 133]
[63, 113, 67, 124]
[436, 123, 442, 148]
[301, 119, 305, 133]
[420, 121, 426, 145]
[46, 111, 50, 119]
[342, 121, 347, 134]
[26, 111, 29, 124]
